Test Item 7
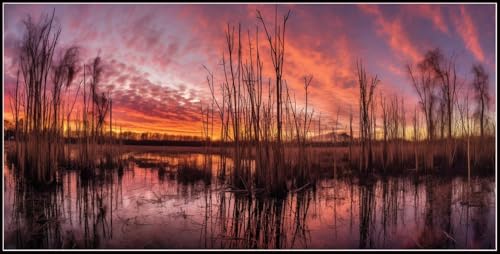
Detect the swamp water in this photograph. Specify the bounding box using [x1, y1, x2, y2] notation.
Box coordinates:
[3, 149, 495, 249]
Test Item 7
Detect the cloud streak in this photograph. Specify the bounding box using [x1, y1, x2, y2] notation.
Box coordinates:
[358, 4, 421, 63]
[453, 5, 485, 62]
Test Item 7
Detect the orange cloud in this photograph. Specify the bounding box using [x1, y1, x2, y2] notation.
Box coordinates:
[282, 36, 359, 120]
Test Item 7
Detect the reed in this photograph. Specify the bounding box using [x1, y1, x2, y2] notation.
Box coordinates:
[201, 21, 495, 192]
[8, 10, 120, 187]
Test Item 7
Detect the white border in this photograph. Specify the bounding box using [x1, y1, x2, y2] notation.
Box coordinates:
[1, 1, 497, 252]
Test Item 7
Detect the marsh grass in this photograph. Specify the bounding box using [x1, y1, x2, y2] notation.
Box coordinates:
[7, 10, 123, 189]
[197, 7, 495, 198]
[177, 157, 212, 185]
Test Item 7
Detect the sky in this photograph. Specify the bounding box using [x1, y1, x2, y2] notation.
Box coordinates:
[3, 3, 496, 137]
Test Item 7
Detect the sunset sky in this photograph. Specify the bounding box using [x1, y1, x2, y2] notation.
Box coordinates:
[3, 4, 496, 137]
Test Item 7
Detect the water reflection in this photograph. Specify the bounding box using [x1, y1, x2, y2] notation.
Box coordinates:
[4, 151, 495, 249]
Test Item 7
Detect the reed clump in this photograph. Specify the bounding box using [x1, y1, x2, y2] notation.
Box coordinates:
[7, 10, 121, 187]
[203, 8, 323, 197]
[177, 157, 212, 185]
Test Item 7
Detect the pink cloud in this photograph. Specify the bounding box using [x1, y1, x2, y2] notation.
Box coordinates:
[359, 4, 421, 63]
[452, 5, 485, 62]
[410, 4, 449, 34]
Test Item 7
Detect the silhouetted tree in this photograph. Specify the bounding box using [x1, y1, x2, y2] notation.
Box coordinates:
[422, 48, 459, 140]
[407, 57, 438, 141]
[356, 60, 379, 172]
[471, 64, 490, 138]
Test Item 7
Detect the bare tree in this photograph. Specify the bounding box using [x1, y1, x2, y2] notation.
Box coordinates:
[422, 48, 459, 140]
[257, 7, 291, 144]
[380, 92, 388, 169]
[303, 75, 314, 145]
[356, 60, 379, 172]
[407, 60, 437, 141]
[471, 64, 490, 138]
[413, 105, 419, 171]
[457, 91, 472, 184]
[437, 99, 445, 140]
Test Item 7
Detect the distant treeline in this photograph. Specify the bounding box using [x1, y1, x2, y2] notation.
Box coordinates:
[4, 132, 357, 147]
[109, 139, 205, 147]
[3, 122, 207, 144]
